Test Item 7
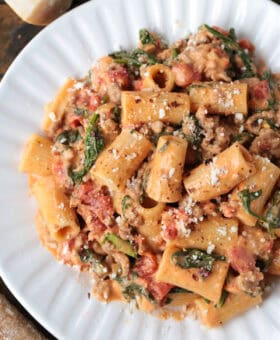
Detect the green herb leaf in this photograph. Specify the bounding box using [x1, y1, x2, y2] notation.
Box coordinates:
[238, 189, 266, 221]
[256, 258, 271, 273]
[204, 25, 255, 78]
[172, 48, 179, 59]
[104, 233, 137, 258]
[169, 287, 193, 294]
[121, 195, 132, 222]
[79, 248, 107, 275]
[69, 113, 104, 183]
[171, 248, 225, 272]
[122, 283, 154, 302]
[139, 29, 155, 45]
[232, 131, 253, 143]
[112, 106, 121, 124]
[265, 190, 280, 228]
[56, 130, 81, 145]
[110, 48, 158, 75]
[184, 115, 203, 146]
[74, 107, 89, 117]
[215, 290, 229, 308]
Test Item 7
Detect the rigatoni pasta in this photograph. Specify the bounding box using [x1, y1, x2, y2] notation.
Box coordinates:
[32, 176, 80, 242]
[121, 91, 190, 126]
[183, 142, 256, 202]
[20, 25, 280, 327]
[19, 134, 53, 176]
[146, 135, 188, 202]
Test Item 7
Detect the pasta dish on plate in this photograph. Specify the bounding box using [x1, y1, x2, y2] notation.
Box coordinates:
[19, 25, 280, 327]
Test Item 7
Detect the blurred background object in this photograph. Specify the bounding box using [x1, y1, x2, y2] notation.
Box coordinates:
[5, 0, 73, 25]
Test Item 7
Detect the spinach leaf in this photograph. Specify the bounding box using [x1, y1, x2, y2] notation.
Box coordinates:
[232, 131, 253, 143]
[122, 283, 154, 302]
[169, 287, 193, 294]
[261, 71, 276, 89]
[56, 130, 81, 145]
[215, 290, 229, 308]
[265, 190, 280, 228]
[112, 106, 121, 124]
[204, 25, 255, 78]
[110, 48, 158, 75]
[171, 248, 225, 272]
[69, 113, 104, 183]
[139, 29, 155, 45]
[104, 233, 137, 258]
[240, 189, 280, 236]
[79, 248, 107, 275]
[121, 195, 132, 222]
[172, 48, 179, 59]
[238, 189, 266, 221]
[184, 115, 203, 147]
[256, 258, 271, 273]
[74, 107, 90, 117]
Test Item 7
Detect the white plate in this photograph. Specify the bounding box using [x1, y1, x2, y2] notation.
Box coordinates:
[0, 0, 280, 339]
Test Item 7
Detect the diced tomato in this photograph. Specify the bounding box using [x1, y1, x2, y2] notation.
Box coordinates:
[89, 93, 101, 111]
[75, 89, 101, 111]
[133, 79, 143, 91]
[147, 280, 173, 301]
[74, 181, 114, 224]
[134, 252, 158, 278]
[172, 63, 201, 87]
[107, 66, 129, 89]
[238, 38, 255, 52]
[164, 224, 178, 240]
[65, 113, 84, 128]
[251, 80, 270, 100]
[228, 241, 255, 273]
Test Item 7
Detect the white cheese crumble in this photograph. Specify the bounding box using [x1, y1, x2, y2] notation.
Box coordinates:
[235, 113, 244, 121]
[112, 167, 119, 172]
[58, 202, 65, 210]
[112, 148, 120, 159]
[217, 226, 227, 237]
[73, 81, 84, 90]
[159, 108, 166, 119]
[48, 111, 56, 122]
[230, 226, 238, 233]
[169, 167, 175, 178]
[125, 152, 137, 161]
[207, 243, 215, 254]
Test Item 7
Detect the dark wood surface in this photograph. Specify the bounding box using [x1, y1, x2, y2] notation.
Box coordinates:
[0, 0, 279, 339]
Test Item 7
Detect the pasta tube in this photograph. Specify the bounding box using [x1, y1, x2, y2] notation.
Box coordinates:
[189, 82, 248, 115]
[92, 129, 152, 191]
[42, 78, 75, 134]
[142, 64, 175, 91]
[121, 91, 190, 126]
[183, 142, 256, 202]
[195, 293, 262, 327]
[155, 244, 229, 303]
[19, 134, 53, 176]
[174, 216, 239, 256]
[32, 176, 80, 242]
[146, 136, 188, 203]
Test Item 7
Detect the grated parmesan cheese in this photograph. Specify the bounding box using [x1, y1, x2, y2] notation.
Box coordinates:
[207, 243, 215, 254]
[159, 108, 166, 119]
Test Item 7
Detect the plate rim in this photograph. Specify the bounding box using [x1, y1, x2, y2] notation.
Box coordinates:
[0, 0, 280, 339]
